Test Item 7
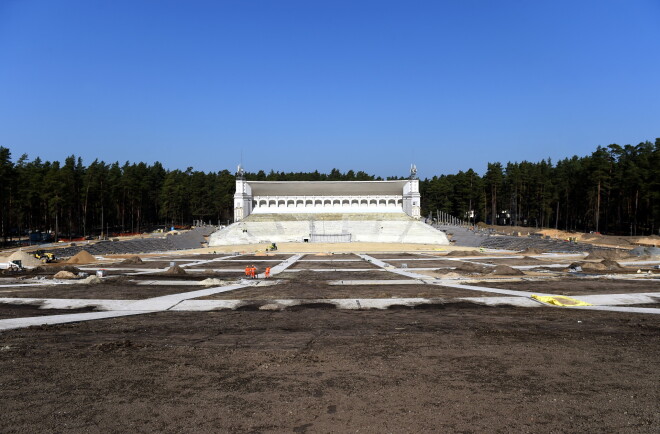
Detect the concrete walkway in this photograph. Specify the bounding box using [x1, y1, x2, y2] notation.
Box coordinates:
[358, 254, 660, 315]
[0, 253, 289, 332]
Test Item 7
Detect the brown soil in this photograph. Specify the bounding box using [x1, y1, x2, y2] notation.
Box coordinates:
[162, 265, 187, 275]
[187, 261, 277, 270]
[0, 304, 97, 319]
[585, 250, 631, 260]
[66, 250, 97, 264]
[452, 262, 490, 274]
[0, 308, 657, 433]
[0, 283, 204, 300]
[382, 260, 462, 268]
[102, 261, 178, 269]
[290, 260, 379, 270]
[196, 282, 499, 300]
[469, 278, 660, 295]
[29, 265, 82, 275]
[468, 257, 546, 266]
[279, 270, 407, 281]
[120, 256, 143, 264]
[368, 253, 426, 259]
[445, 250, 484, 257]
[236, 254, 293, 261]
[386, 258, 462, 267]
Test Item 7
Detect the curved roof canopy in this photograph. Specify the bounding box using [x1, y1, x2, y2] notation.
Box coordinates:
[248, 180, 408, 197]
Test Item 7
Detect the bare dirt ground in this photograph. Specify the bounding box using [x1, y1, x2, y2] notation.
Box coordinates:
[0, 304, 97, 319]
[187, 261, 278, 270]
[0, 308, 657, 433]
[469, 278, 660, 296]
[281, 270, 408, 281]
[0, 282, 208, 300]
[1, 245, 659, 432]
[290, 260, 379, 270]
[197, 281, 499, 300]
[465, 256, 553, 266]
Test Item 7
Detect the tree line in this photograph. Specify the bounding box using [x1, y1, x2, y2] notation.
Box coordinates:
[1, 139, 658, 242]
[420, 139, 660, 235]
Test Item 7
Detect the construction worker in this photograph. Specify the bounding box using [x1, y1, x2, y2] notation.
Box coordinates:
[245, 265, 250, 278]
[250, 265, 257, 279]
[265, 267, 271, 279]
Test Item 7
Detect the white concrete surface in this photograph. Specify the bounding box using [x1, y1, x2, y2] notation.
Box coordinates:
[209, 215, 449, 245]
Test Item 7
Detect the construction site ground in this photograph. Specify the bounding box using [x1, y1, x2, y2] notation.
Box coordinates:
[0, 243, 659, 432]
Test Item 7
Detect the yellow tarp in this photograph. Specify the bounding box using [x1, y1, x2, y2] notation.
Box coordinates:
[531, 295, 592, 307]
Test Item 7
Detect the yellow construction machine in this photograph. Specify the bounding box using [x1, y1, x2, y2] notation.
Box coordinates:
[33, 250, 55, 263]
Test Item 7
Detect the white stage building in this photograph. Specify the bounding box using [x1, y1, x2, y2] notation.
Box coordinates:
[209, 166, 449, 246]
[234, 179, 421, 221]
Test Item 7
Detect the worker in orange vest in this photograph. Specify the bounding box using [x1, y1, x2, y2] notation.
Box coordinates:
[251, 265, 257, 279]
[245, 265, 250, 278]
[265, 267, 271, 278]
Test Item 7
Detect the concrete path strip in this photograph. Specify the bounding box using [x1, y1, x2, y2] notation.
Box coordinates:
[0, 310, 152, 331]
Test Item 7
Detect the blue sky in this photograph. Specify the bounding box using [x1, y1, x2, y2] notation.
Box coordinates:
[1, 0, 658, 178]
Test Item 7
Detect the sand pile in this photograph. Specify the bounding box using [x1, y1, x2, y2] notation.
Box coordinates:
[585, 250, 629, 260]
[446, 250, 483, 257]
[163, 265, 187, 275]
[488, 265, 524, 276]
[632, 236, 659, 247]
[7, 251, 42, 269]
[53, 270, 78, 279]
[66, 250, 97, 264]
[121, 256, 143, 265]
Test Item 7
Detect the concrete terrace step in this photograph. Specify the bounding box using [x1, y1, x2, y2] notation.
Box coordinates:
[209, 216, 450, 246]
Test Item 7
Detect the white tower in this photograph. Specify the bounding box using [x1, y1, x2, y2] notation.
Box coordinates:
[402, 164, 421, 219]
[233, 165, 253, 222]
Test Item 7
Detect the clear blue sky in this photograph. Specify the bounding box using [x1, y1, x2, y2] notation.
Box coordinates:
[1, 0, 658, 179]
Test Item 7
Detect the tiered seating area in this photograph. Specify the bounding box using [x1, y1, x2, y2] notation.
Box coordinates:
[50, 226, 216, 257]
[208, 213, 450, 245]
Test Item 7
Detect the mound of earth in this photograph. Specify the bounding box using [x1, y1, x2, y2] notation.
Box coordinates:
[53, 270, 78, 279]
[120, 256, 143, 265]
[163, 265, 187, 275]
[570, 261, 609, 272]
[31, 265, 81, 275]
[584, 250, 629, 260]
[7, 251, 42, 269]
[454, 262, 488, 274]
[446, 250, 483, 257]
[66, 250, 97, 264]
[488, 265, 524, 276]
[600, 259, 624, 270]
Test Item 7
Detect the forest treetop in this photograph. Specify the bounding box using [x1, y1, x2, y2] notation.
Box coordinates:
[1, 138, 658, 241]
